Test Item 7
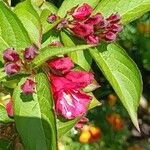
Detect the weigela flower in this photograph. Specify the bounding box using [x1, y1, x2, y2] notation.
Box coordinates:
[6, 99, 13, 117]
[72, 3, 93, 20]
[106, 13, 121, 23]
[65, 71, 94, 89]
[71, 22, 94, 37]
[47, 57, 74, 74]
[85, 34, 99, 44]
[24, 45, 38, 61]
[102, 31, 117, 41]
[55, 90, 92, 119]
[21, 78, 36, 94]
[47, 14, 57, 23]
[3, 48, 20, 62]
[108, 24, 123, 33]
[85, 13, 103, 25]
[5, 63, 20, 75]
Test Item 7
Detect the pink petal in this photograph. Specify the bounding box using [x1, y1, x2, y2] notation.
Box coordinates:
[6, 100, 13, 117]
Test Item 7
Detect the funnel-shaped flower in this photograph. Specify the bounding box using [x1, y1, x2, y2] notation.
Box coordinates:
[55, 90, 91, 119]
[47, 57, 74, 74]
[72, 3, 93, 20]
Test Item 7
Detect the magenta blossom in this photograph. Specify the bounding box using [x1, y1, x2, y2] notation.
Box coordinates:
[24, 45, 38, 61]
[3, 48, 20, 62]
[106, 13, 121, 23]
[102, 31, 117, 41]
[55, 90, 91, 119]
[47, 14, 57, 23]
[85, 13, 103, 25]
[47, 57, 74, 74]
[6, 99, 13, 117]
[72, 3, 93, 20]
[65, 71, 94, 88]
[21, 78, 36, 94]
[71, 22, 94, 37]
[85, 34, 99, 44]
[5, 63, 20, 75]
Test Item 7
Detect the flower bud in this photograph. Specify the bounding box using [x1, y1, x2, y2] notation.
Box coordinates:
[5, 63, 20, 75]
[47, 57, 74, 74]
[102, 31, 116, 41]
[72, 3, 93, 20]
[85, 34, 99, 44]
[107, 13, 121, 23]
[24, 45, 38, 61]
[47, 14, 57, 23]
[3, 48, 20, 62]
[108, 24, 123, 33]
[6, 99, 13, 117]
[85, 13, 103, 25]
[56, 19, 68, 30]
[21, 79, 36, 94]
[71, 22, 93, 37]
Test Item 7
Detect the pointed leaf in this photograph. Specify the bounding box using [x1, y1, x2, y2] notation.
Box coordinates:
[13, 72, 57, 150]
[14, 1, 42, 47]
[94, 0, 150, 24]
[89, 43, 142, 130]
[0, 1, 31, 59]
[31, 44, 94, 68]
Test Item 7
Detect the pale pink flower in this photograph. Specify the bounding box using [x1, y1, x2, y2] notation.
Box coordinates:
[6, 99, 13, 117]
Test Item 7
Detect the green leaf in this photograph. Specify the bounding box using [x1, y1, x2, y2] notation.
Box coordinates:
[0, 1, 31, 54]
[58, 0, 100, 17]
[94, 0, 150, 24]
[60, 31, 92, 71]
[13, 72, 57, 150]
[57, 117, 79, 138]
[40, 1, 58, 34]
[0, 139, 13, 150]
[0, 104, 13, 123]
[14, 0, 42, 47]
[32, 44, 94, 68]
[89, 43, 142, 130]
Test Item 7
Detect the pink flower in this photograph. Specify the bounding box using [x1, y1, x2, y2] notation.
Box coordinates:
[6, 99, 13, 117]
[47, 14, 57, 23]
[24, 45, 38, 61]
[107, 13, 121, 23]
[85, 34, 99, 44]
[55, 90, 92, 119]
[71, 22, 93, 37]
[102, 31, 116, 42]
[56, 19, 68, 30]
[5, 63, 20, 75]
[47, 57, 74, 74]
[3, 48, 20, 62]
[108, 24, 123, 33]
[85, 13, 103, 25]
[49, 74, 78, 93]
[97, 19, 109, 29]
[65, 71, 94, 89]
[21, 79, 36, 94]
[72, 3, 93, 20]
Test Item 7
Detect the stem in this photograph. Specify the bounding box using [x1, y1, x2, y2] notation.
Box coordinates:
[0, 68, 6, 81]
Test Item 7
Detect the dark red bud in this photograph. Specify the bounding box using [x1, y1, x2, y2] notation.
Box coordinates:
[47, 14, 57, 23]
[24, 45, 38, 61]
[21, 79, 36, 95]
[103, 31, 117, 42]
[107, 13, 121, 23]
[5, 63, 20, 75]
[3, 48, 20, 62]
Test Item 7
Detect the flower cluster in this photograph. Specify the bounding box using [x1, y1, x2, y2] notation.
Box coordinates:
[47, 56, 95, 119]
[47, 3, 122, 45]
[3, 45, 38, 94]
